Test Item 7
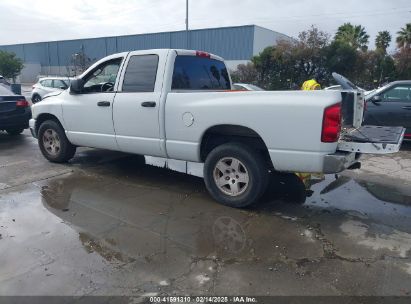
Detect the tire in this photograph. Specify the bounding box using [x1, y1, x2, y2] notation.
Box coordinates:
[204, 143, 269, 208]
[6, 128, 24, 135]
[38, 120, 76, 163]
[32, 94, 41, 104]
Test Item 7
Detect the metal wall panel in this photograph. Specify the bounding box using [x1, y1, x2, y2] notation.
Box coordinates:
[47, 42, 59, 66]
[253, 25, 294, 56]
[0, 44, 25, 60]
[82, 38, 108, 60]
[24, 42, 47, 64]
[0, 26, 262, 70]
[57, 39, 86, 67]
[106, 37, 118, 55]
[189, 26, 254, 60]
[170, 31, 187, 49]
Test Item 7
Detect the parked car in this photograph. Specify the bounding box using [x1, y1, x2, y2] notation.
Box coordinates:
[0, 75, 10, 86]
[0, 84, 31, 135]
[31, 77, 71, 103]
[233, 83, 264, 91]
[29, 49, 404, 207]
[324, 85, 343, 91]
[364, 81, 411, 140]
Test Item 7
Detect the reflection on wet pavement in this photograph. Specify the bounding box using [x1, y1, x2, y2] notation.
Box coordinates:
[1, 152, 411, 296]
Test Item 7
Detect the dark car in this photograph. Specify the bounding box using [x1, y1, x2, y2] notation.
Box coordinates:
[364, 81, 411, 140]
[0, 84, 31, 135]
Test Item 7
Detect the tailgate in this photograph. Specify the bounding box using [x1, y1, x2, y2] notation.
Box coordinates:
[337, 87, 405, 154]
[338, 125, 405, 154]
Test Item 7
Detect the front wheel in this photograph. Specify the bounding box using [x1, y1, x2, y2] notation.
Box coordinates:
[204, 143, 269, 208]
[38, 120, 76, 163]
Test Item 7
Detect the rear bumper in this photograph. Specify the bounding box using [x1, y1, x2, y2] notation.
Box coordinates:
[323, 152, 359, 174]
[0, 109, 31, 130]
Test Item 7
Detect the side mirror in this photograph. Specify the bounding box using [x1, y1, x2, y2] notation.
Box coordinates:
[70, 78, 84, 94]
[60, 85, 68, 90]
[372, 95, 382, 103]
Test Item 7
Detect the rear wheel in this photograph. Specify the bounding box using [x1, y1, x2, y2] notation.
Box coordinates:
[32, 94, 41, 103]
[6, 128, 24, 135]
[204, 143, 269, 208]
[38, 120, 76, 163]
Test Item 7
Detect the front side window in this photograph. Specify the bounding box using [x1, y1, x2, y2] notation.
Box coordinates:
[122, 55, 159, 92]
[382, 85, 411, 102]
[172, 55, 230, 90]
[82, 58, 123, 93]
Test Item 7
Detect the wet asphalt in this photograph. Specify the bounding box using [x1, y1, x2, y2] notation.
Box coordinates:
[1, 130, 411, 296]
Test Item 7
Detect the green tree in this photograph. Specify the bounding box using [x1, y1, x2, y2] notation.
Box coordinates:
[375, 31, 391, 54]
[326, 41, 358, 81]
[252, 46, 278, 89]
[232, 24, 406, 90]
[251, 26, 331, 89]
[335, 23, 369, 51]
[0, 50, 24, 83]
[396, 23, 411, 49]
[294, 25, 330, 82]
[356, 51, 396, 89]
[230, 62, 258, 84]
[394, 47, 411, 79]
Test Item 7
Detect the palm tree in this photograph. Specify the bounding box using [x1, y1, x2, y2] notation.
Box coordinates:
[375, 31, 391, 53]
[396, 23, 411, 49]
[335, 23, 369, 51]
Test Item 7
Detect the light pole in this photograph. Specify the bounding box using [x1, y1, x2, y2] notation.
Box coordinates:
[186, 0, 189, 49]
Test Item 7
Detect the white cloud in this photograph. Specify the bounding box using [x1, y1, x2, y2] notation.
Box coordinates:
[0, 0, 410, 53]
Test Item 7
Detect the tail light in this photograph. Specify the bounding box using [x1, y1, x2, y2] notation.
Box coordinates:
[16, 100, 30, 107]
[196, 51, 211, 58]
[321, 103, 341, 143]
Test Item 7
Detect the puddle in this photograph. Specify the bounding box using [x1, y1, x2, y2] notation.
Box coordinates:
[304, 175, 411, 231]
[340, 220, 411, 258]
[2, 163, 411, 295]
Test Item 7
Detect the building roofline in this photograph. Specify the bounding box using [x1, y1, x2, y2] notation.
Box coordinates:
[0, 24, 260, 47]
[253, 25, 295, 42]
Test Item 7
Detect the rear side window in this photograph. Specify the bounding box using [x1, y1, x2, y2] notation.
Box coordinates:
[53, 79, 68, 88]
[122, 55, 159, 92]
[172, 55, 230, 90]
[40, 79, 52, 87]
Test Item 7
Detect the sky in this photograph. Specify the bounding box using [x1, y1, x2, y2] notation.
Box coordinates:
[0, 0, 410, 53]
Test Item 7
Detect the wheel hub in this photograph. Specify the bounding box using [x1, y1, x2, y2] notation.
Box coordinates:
[213, 157, 249, 196]
[42, 129, 61, 156]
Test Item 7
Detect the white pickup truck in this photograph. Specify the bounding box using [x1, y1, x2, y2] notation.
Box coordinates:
[29, 49, 405, 207]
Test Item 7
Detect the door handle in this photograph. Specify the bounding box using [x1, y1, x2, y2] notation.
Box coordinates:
[402, 106, 411, 110]
[97, 101, 111, 107]
[141, 101, 156, 107]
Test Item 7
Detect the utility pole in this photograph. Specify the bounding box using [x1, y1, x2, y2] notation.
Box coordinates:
[186, 0, 189, 49]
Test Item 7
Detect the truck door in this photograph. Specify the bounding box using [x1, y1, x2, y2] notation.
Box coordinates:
[62, 57, 123, 150]
[113, 52, 166, 157]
